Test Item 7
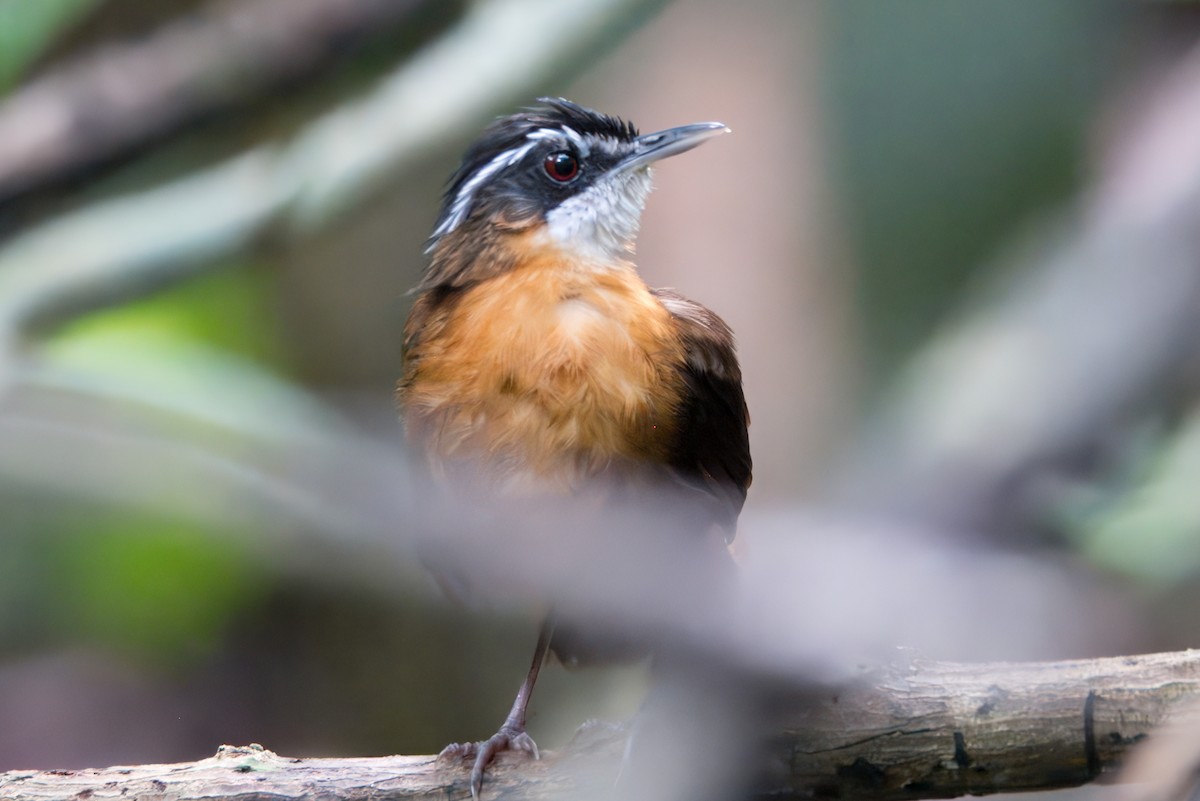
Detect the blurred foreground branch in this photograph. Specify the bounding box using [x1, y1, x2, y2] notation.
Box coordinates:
[0, 0, 664, 370]
[3, 650, 1197, 800]
[0, 0, 431, 208]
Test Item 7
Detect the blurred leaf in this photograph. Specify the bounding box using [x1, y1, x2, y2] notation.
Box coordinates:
[0, 517, 57, 652]
[1074, 413, 1200, 584]
[30, 266, 333, 664]
[38, 265, 352, 445]
[824, 0, 1125, 382]
[51, 515, 263, 663]
[0, 0, 102, 91]
[47, 263, 289, 368]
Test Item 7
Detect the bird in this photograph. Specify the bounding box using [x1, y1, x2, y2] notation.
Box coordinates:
[398, 97, 751, 798]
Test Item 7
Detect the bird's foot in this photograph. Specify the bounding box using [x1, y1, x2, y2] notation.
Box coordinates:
[438, 725, 540, 800]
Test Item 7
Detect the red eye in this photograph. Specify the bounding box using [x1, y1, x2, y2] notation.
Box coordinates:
[544, 151, 579, 182]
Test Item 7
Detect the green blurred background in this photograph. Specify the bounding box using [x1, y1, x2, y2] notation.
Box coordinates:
[1, 0, 1196, 777]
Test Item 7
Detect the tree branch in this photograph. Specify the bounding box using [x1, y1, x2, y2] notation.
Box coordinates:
[773, 650, 1200, 799]
[0, 0, 434, 208]
[2, 650, 1196, 800]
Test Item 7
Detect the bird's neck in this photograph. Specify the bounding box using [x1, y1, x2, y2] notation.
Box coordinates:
[423, 219, 641, 292]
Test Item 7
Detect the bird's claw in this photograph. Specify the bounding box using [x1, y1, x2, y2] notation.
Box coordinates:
[437, 741, 478, 761]
[439, 726, 540, 800]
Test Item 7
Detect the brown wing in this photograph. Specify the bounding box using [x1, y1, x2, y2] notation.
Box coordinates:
[652, 288, 752, 543]
[397, 284, 466, 438]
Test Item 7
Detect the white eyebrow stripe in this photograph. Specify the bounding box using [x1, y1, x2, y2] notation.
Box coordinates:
[428, 140, 537, 246]
[427, 125, 600, 250]
[560, 126, 587, 151]
[526, 126, 590, 156]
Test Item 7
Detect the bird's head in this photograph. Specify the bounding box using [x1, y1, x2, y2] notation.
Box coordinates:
[421, 98, 728, 287]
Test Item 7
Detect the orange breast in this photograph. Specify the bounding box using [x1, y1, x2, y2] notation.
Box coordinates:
[401, 244, 684, 494]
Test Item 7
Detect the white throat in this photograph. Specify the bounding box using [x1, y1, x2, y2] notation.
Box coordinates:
[542, 167, 654, 264]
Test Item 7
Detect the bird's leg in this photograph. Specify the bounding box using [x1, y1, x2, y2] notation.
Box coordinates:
[440, 616, 555, 800]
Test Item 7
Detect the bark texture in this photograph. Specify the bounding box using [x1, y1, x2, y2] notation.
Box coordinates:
[2, 650, 1198, 801]
[769, 650, 1200, 799]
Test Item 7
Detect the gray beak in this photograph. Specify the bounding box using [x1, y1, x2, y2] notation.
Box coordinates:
[617, 122, 730, 172]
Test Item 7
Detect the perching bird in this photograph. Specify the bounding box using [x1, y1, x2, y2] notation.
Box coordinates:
[398, 98, 751, 798]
